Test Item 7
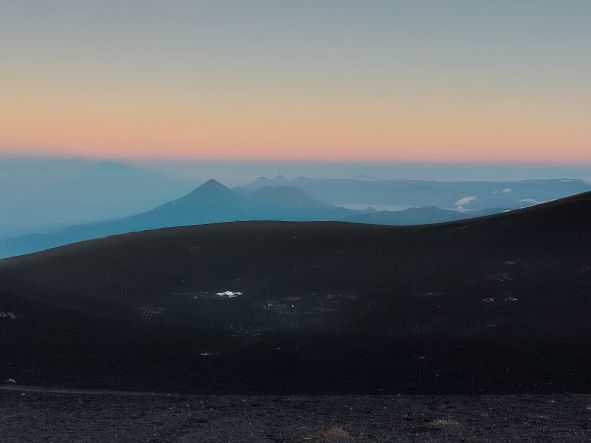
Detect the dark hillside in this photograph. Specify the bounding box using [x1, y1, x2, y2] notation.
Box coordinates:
[1, 192, 590, 393]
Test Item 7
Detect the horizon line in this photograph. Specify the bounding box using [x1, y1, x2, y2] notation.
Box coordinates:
[2, 152, 591, 167]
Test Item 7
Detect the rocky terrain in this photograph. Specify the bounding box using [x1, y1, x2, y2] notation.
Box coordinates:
[2, 388, 591, 442]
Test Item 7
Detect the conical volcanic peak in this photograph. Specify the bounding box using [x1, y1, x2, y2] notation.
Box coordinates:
[197, 179, 229, 191]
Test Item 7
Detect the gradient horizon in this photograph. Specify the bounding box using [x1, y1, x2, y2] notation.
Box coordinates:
[1, 1, 590, 162]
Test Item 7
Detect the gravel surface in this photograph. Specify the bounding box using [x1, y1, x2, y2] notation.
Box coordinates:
[1, 388, 591, 442]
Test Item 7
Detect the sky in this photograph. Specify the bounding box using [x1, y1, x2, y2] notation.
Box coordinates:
[1, 0, 590, 163]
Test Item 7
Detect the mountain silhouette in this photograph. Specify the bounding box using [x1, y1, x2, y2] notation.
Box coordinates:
[0, 180, 352, 258]
[251, 186, 352, 219]
[242, 177, 591, 210]
[3, 177, 574, 259]
[243, 174, 292, 191]
[135, 179, 255, 226]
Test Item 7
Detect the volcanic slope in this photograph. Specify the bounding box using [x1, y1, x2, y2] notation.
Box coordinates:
[1, 192, 591, 394]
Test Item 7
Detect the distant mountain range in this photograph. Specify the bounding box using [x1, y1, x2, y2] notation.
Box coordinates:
[3, 157, 590, 240]
[242, 176, 591, 211]
[0, 180, 352, 258]
[0, 178, 514, 258]
[3, 175, 590, 259]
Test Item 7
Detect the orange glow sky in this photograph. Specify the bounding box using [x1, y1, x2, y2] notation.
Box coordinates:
[1, 1, 590, 163]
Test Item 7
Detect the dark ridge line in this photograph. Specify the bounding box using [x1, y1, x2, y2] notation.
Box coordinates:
[1, 190, 590, 263]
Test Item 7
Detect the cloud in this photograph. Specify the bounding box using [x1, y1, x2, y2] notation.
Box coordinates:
[493, 187, 512, 194]
[455, 195, 477, 206]
[455, 195, 477, 212]
[519, 198, 545, 206]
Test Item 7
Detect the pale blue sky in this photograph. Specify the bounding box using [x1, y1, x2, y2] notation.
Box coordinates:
[1, 1, 590, 162]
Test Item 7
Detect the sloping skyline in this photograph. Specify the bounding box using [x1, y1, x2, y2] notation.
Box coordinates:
[1, 1, 589, 162]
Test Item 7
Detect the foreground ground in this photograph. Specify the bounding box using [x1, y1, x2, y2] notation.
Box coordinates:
[3, 196, 591, 396]
[1, 387, 591, 442]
